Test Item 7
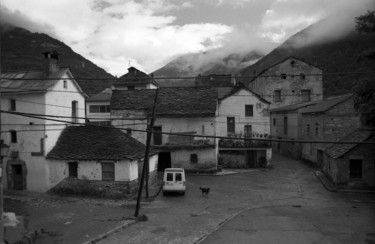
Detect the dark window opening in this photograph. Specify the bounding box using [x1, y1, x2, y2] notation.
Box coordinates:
[350, 159, 362, 179]
[284, 117, 288, 135]
[190, 154, 198, 163]
[126, 129, 132, 135]
[315, 123, 319, 136]
[69, 162, 78, 178]
[300, 73, 306, 79]
[10, 130, 17, 143]
[227, 117, 235, 134]
[72, 101, 78, 123]
[102, 162, 115, 181]
[128, 86, 135, 90]
[153, 126, 162, 145]
[306, 124, 310, 135]
[63, 80, 67, 88]
[10, 99, 16, 111]
[274, 90, 281, 102]
[244, 125, 252, 137]
[89, 105, 110, 113]
[245, 105, 254, 117]
[301, 89, 311, 102]
[281, 73, 287, 79]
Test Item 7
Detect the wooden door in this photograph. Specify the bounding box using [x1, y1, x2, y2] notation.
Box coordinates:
[12, 165, 23, 190]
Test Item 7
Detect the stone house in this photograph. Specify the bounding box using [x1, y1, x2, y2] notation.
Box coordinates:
[112, 66, 158, 90]
[324, 128, 375, 187]
[270, 101, 318, 159]
[0, 51, 87, 192]
[216, 86, 272, 168]
[248, 56, 323, 109]
[300, 94, 361, 167]
[111, 85, 272, 171]
[46, 125, 158, 192]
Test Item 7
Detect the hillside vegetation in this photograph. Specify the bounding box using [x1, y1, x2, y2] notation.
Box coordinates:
[0, 24, 114, 96]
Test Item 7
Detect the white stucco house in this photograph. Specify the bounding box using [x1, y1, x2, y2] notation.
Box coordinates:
[0, 50, 87, 192]
[46, 125, 158, 192]
[85, 88, 112, 126]
[110, 85, 272, 171]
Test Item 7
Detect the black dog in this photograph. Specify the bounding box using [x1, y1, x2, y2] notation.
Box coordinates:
[200, 187, 210, 196]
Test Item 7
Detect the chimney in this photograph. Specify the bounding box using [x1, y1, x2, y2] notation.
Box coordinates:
[43, 50, 60, 77]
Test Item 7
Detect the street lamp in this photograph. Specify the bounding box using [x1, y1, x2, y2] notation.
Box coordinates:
[0, 141, 10, 244]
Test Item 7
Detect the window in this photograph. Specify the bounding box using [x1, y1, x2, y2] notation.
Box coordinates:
[300, 73, 306, 79]
[227, 117, 235, 134]
[284, 117, 288, 135]
[90, 121, 111, 126]
[274, 90, 281, 102]
[245, 105, 253, 117]
[153, 126, 162, 145]
[190, 154, 198, 163]
[102, 162, 115, 181]
[69, 162, 78, 178]
[306, 124, 310, 135]
[281, 73, 287, 79]
[273, 118, 276, 126]
[10, 99, 16, 111]
[301, 89, 311, 102]
[244, 125, 252, 137]
[128, 86, 135, 90]
[202, 125, 205, 135]
[126, 129, 132, 135]
[10, 130, 17, 143]
[63, 80, 67, 89]
[290, 60, 295, 66]
[89, 105, 110, 113]
[175, 173, 182, 181]
[166, 173, 173, 181]
[315, 123, 319, 136]
[350, 159, 362, 179]
[72, 101, 78, 123]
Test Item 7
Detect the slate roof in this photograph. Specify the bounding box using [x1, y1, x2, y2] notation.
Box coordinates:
[301, 94, 352, 114]
[270, 101, 319, 113]
[87, 88, 112, 102]
[111, 87, 218, 117]
[47, 125, 152, 161]
[218, 85, 271, 104]
[0, 68, 86, 96]
[325, 128, 374, 159]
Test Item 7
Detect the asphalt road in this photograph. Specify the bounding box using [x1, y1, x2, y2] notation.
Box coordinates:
[98, 153, 375, 244]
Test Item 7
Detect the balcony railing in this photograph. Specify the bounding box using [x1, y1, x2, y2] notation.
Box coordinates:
[219, 132, 271, 148]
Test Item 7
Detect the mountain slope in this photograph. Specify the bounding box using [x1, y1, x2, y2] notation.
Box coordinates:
[0, 24, 114, 96]
[240, 19, 375, 96]
[152, 48, 263, 87]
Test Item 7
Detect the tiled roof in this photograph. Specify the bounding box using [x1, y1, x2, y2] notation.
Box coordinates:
[301, 94, 352, 114]
[325, 128, 374, 159]
[270, 101, 318, 113]
[47, 125, 152, 161]
[87, 88, 112, 102]
[111, 87, 218, 117]
[116, 67, 154, 85]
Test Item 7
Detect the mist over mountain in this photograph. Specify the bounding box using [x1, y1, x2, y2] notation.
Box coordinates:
[0, 24, 114, 96]
[152, 48, 265, 87]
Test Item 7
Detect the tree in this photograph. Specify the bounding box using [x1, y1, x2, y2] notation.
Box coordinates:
[353, 11, 375, 127]
[355, 11, 375, 33]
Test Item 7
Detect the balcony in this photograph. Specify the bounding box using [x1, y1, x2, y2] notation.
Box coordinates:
[219, 132, 271, 149]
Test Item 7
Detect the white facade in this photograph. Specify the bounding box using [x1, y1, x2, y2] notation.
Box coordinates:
[1, 71, 86, 192]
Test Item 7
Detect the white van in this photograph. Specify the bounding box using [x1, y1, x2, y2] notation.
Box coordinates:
[162, 168, 186, 195]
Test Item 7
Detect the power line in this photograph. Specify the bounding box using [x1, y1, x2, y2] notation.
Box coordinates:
[2, 110, 374, 145]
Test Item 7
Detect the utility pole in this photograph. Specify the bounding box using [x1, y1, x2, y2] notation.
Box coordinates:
[134, 88, 158, 217]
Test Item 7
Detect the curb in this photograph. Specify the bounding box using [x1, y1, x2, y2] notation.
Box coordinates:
[81, 218, 138, 244]
[314, 171, 375, 193]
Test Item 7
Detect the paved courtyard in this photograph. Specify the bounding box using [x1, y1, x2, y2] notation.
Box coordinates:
[97, 153, 375, 244]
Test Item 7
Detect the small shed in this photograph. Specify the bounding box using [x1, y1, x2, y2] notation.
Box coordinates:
[46, 125, 158, 192]
[324, 128, 375, 187]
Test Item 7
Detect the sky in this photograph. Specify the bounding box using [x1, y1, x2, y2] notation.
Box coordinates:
[1, 0, 374, 76]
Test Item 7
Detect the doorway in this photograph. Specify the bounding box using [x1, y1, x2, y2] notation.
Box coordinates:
[246, 150, 257, 168]
[158, 152, 171, 171]
[12, 165, 24, 190]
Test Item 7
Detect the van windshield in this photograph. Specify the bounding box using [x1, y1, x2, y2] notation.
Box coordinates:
[175, 173, 182, 181]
